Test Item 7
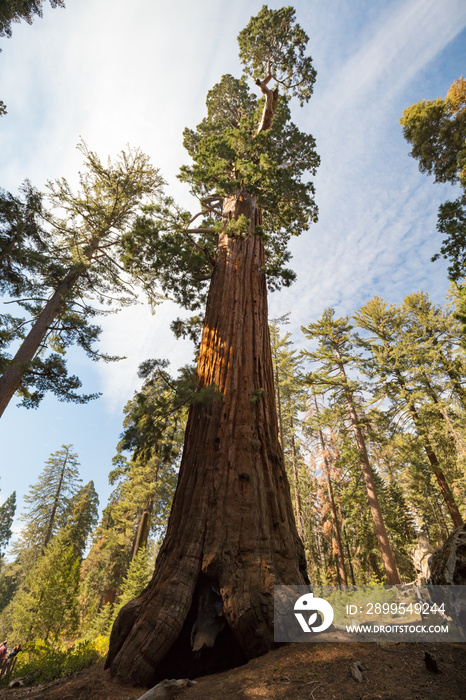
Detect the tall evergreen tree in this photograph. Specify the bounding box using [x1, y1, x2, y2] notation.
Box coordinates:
[400, 77, 466, 282]
[61, 481, 99, 559]
[305, 396, 347, 585]
[354, 296, 464, 529]
[400, 77, 466, 343]
[107, 6, 319, 685]
[0, 143, 164, 417]
[0, 183, 96, 408]
[79, 362, 187, 627]
[13, 444, 82, 556]
[301, 309, 400, 584]
[269, 322, 306, 537]
[0, 181, 47, 297]
[8, 529, 80, 643]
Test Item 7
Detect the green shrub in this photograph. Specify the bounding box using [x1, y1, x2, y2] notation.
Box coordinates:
[0, 636, 109, 687]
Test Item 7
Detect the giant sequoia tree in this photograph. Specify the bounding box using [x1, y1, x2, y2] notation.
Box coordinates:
[106, 6, 319, 685]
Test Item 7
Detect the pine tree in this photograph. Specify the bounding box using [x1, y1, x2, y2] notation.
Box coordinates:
[61, 481, 99, 559]
[269, 322, 306, 537]
[107, 6, 319, 685]
[0, 143, 164, 417]
[102, 547, 153, 637]
[400, 77, 466, 283]
[80, 362, 186, 627]
[78, 504, 130, 622]
[0, 181, 48, 298]
[0, 183, 92, 407]
[13, 444, 82, 556]
[301, 309, 400, 584]
[354, 296, 464, 529]
[305, 396, 347, 585]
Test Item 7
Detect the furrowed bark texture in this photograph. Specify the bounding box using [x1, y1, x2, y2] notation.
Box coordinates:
[107, 193, 307, 686]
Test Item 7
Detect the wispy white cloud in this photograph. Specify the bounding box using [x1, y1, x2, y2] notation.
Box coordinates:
[273, 0, 466, 338]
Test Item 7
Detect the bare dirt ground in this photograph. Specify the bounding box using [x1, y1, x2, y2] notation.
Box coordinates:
[0, 641, 465, 700]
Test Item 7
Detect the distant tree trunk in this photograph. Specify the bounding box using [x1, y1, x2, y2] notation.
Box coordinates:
[316, 425, 347, 586]
[42, 447, 70, 551]
[335, 355, 401, 585]
[393, 369, 463, 529]
[342, 524, 356, 586]
[312, 396, 346, 585]
[289, 417, 304, 538]
[130, 498, 154, 561]
[275, 363, 284, 447]
[0, 235, 99, 419]
[106, 192, 307, 686]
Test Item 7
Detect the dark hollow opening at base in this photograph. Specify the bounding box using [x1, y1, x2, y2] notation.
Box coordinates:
[147, 576, 250, 686]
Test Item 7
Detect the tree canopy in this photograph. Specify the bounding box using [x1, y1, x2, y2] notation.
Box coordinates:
[0, 142, 164, 416]
[0, 0, 65, 39]
[400, 77, 466, 282]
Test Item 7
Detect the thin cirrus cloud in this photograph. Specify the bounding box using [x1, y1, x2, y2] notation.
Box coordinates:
[276, 0, 466, 338]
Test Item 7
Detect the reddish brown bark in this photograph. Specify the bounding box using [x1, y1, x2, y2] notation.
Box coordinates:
[346, 396, 400, 584]
[313, 400, 347, 586]
[335, 356, 400, 585]
[106, 193, 307, 686]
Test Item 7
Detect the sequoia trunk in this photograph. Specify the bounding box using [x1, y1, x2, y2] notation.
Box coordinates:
[106, 193, 307, 686]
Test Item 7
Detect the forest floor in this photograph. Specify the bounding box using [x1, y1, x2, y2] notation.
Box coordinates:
[0, 640, 465, 700]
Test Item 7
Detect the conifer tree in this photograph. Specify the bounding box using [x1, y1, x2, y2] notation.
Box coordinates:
[0, 1, 65, 39]
[354, 296, 464, 528]
[400, 77, 466, 342]
[8, 529, 80, 643]
[0, 181, 47, 298]
[0, 143, 164, 417]
[80, 362, 186, 626]
[0, 183, 94, 408]
[62, 481, 99, 559]
[301, 309, 400, 584]
[107, 6, 319, 685]
[78, 504, 130, 622]
[305, 396, 347, 585]
[400, 77, 466, 282]
[13, 444, 82, 556]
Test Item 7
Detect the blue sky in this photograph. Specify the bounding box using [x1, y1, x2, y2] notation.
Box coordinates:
[1, 0, 466, 543]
